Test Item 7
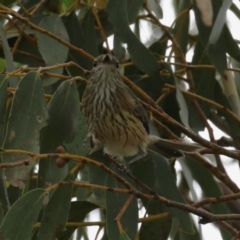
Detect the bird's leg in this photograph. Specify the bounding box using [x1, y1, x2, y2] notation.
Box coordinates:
[126, 149, 146, 166]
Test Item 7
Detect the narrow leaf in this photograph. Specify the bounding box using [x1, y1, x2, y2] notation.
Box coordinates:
[0, 189, 45, 240]
[38, 174, 73, 240]
[208, 0, 232, 45]
[38, 14, 69, 84]
[57, 201, 99, 239]
[153, 153, 194, 233]
[175, 83, 190, 129]
[38, 14, 69, 65]
[106, 165, 138, 240]
[106, 0, 160, 80]
[38, 80, 79, 188]
[0, 25, 19, 87]
[147, 0, 163, 18]
[2, 71, 48, 187]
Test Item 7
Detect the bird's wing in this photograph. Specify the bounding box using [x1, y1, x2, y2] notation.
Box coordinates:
[116, 82, 150, 134]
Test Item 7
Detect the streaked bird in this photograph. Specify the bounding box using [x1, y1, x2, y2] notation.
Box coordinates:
[82, 54, 201, 164]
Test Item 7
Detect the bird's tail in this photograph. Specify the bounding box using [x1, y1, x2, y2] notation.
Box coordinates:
[147, 135, 202, 158]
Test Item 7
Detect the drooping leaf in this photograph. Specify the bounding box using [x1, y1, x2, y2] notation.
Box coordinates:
[81, 9, 99, 58]
[180, 156, 232, 239]
[153, 153, 194, 233]
[38, 80, 79, 188]
[0, 189, 45, 240]
[2, 71, 48, 188]
[38, 14, 69, 65]
[0, 25, 19, 87]
[173, 0, 190, 57]
[88, 150, 111, 205]
[63, 11, 93, 72]
[147, 0, 163, 19]
[57, 201, 100, 239]
[193, 0, 227, 75]
[105, 164, 138, 240]
[208, 0, 232, 45]
[37, 173, 74, 240]
[225, 26, 240, 62]
[188, 38, 215, 131]
[0, 74, 8, 124]
[139, 199, 172, 240]
[38, 14, 70, 85]
[64, 110, 88, 156]
[106, 0, 161, 80]
[175, 83, 190, 129]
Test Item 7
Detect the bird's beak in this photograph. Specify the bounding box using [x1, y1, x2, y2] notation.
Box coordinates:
[102, 54, 111, 64]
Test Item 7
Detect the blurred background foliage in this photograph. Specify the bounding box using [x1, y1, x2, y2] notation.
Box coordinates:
[0, 0, 240, 239]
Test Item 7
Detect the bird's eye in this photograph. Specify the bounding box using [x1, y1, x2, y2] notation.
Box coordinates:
[93, 60, 98, 67]
[116, 61, 119, 68]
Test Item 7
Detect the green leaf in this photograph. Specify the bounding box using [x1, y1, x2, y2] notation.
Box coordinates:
[152, 153, 194, 233]
[148, 36, 168, 58]
[0, 0, 16, 6]
[106, 0, 161, 80]
[0, 35, 44, 67]
[106, 165, 138, 240]
[164, 61, 190, 129]
[175, 83, 190, 129]
[127, 0, 145, 23]
[132, 157, 172, 240]
[113, 33, 125, 61]
[180, 230, 201, 240]
[225, 26, 240, 62]
[38, 80, 79, 188]
[173, 0, 190, 56]
[88, 151, 111, 205]
[63, 12, 92, 71]
[64, 111, 88, 156]
[37, 174, 73, 240]
[189, 38, 215, 131]
[120, 231, 131, 240]
[81, 9, 99, 57]
[0, 166, 9, 214]
[38, 14, 69, 84]
[38, 14, 69, 65]
[57, 201, 99, 239]
[0, 74, 8, 123]
[208, 0, 232, 45]
[0, 25, 19, 87]
[214, 82, 240, 135]
[180, 156, 232, 239]
[193, 0, 227, 75]
[169, 218, 180, 239]
[2, 71, 48, 187]
[230, 2, 240, 18]
[6, 185, 22, 206]
[0, 189, 45, 240]
[0, 206, 3, 226]
[139, 200, 172, 240]
[136, 76, 164, 101]
[147, 0, 163, 19]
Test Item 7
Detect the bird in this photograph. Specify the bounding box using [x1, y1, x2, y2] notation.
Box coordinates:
[81, 54, 201, 164]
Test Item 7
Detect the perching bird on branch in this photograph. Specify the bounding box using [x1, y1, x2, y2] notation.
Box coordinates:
[82, 54, 201, 164]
